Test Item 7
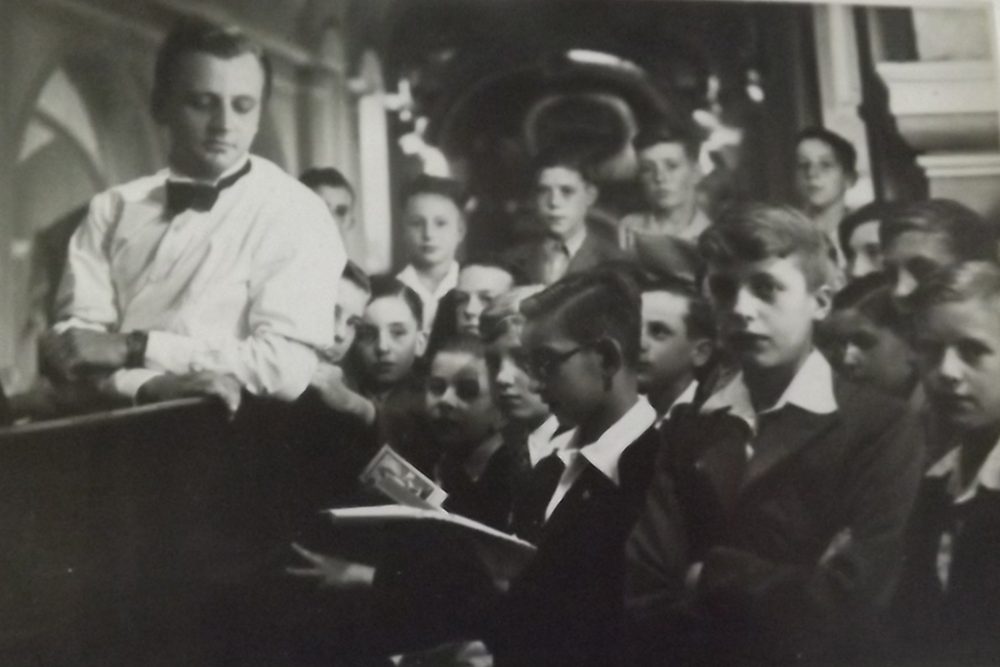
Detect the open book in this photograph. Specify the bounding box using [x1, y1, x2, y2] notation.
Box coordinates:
[324, 505, 538, 584]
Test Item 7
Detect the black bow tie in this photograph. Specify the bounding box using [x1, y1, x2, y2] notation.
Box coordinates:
[165, 160, 252, 215]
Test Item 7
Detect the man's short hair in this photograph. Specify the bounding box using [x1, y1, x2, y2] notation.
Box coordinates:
[795, 127, 857, 176]
[368, 275, 423, 325]
[911, 261, 1000, 313]
[479, 286, 546, 344]
[699, 203, 835, 290]
[520, 268, 641, 367]
[428, 333, 487, 364]
[832, 273, 904, 333]
[462, 253, 527, 286]
[401, 174, 467, 211]
[300, 168, 354, 198]
[838, 201, 897, 261]
[342, 260, 370, 294]
[632, 121, 701, 162]
[152, 17, 272, 122]
[531, 147, 598, 185]
[879, 199, 998, 263]
[638, 273, 716, 342]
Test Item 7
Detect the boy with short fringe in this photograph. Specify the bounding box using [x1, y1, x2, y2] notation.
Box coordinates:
[625, 203, 924, 664]
[257, 269, 662, 667]
[636, 272, 715, 426]
[893, 261, 1000, 663]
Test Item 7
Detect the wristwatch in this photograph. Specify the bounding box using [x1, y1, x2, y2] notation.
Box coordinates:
[125, 330, 149, 368]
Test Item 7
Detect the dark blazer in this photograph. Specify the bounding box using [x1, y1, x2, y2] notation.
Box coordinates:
[892, 473, 1000, 664]
[502, 231, 625, 284]
[439, 441, 518, 531]
[0, 378, 10, 427]
[625, 378, 925, 665]
[370, 423, 662, 666]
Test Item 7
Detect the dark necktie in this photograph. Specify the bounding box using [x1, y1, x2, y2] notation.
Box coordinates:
[512, 452, 566, 543]
[542, 237, 570, 284]
[165, 160, 252, 215]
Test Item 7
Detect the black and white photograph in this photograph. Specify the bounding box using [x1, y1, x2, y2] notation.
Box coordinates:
[1, 0, 999, 664]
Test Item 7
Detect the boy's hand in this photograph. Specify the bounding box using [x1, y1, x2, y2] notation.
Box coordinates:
[286, 542, 376, 589]
[311, 363, 375, 425]
[41, 328, 127, 380]
[137, 371, 242, 418]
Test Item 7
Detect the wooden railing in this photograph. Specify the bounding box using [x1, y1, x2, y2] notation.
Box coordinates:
[0, 396, 353, 665]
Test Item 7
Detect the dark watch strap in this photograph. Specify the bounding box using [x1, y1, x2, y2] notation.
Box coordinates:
[125, 330, 149, 368]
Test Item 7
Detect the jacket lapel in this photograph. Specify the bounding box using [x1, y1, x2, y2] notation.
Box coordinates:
[671, 410, 750, 516]
[541, 463, 615, 542]
[739, 405, 839, 494]
[567, 234, 598, 274]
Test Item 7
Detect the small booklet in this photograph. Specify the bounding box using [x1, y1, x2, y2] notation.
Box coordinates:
[359, 444, 448, 509]
[324, 505, 538, 584]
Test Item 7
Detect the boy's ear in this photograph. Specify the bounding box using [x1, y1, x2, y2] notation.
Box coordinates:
[584, 183, 599, 209]
[593, 337, 624, 380]
[415, 330, 429, 358]
[690, 337, 714, 370]
[811, 284, 834, 322]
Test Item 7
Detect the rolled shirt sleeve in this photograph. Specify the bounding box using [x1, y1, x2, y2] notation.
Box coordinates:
[54, 158, 346, 402]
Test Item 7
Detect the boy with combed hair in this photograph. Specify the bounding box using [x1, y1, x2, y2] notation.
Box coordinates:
[625, 203, 924, 664]
[636, 274, 715, 425]
[503, 150, 624, 285]
[396, 175, 468, 331]
[893, 261, 1000, 663]
[880, 199, 998, 309]
[821, 274, 920, 402]
[620, 122, 709, 250]
[274, 269, 660, 666]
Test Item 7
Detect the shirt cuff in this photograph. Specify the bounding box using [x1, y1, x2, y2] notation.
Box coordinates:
[106, 368, 164, 401]
[52, 318, 107, 334]
[145, 330, 203, 373]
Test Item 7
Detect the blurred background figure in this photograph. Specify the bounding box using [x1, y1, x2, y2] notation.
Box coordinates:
[300, 167, 356, 235]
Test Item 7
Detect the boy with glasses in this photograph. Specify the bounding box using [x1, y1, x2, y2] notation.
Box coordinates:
[270, 269, 660, 666]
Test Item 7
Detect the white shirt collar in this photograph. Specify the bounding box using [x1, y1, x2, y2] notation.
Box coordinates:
[654, 380, 698, 427]
[167, 154, 251, 185]
[558, 397, 657, 485]
[926, 436, 1000, 504]
[527, 414, 562, 466]
[700, 350, 838, 433]
[686, 209, 712, 239]
[397, 261, 461, 302]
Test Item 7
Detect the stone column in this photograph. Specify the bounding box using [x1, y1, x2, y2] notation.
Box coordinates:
[875, 5, 1000, 216]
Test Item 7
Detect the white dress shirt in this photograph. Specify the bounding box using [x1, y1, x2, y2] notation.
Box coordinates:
[618, 208, 712, 250]
[924, 436, 1000, 589]
[526, 414, 563, 466]
[397, 261, 460, 331]
[926, 436, 1000, 505]
[544, 397, 657, 520]
[652, 379, 699, 429]
[701, 349, 838, 435]
[56, 155, 345, 400]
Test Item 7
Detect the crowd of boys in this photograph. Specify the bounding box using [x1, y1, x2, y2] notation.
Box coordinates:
[7, 16, 1000, 667]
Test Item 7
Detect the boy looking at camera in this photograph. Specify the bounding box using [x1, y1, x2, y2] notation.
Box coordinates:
[626, 204, 923, 664]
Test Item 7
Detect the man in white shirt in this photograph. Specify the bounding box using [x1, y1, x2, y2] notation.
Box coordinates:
[41, 18, 344, 410]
